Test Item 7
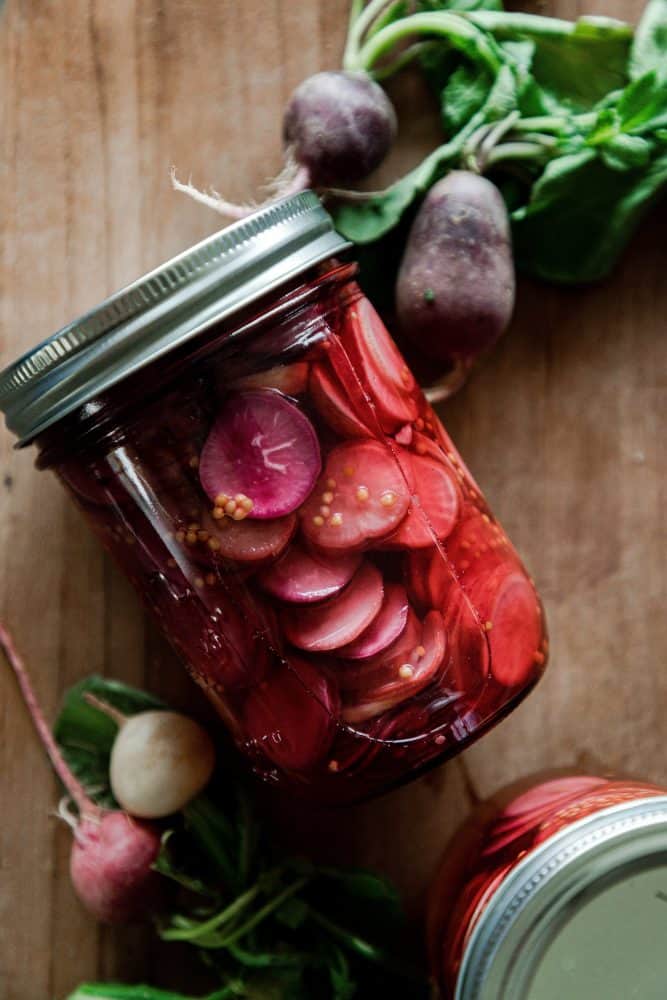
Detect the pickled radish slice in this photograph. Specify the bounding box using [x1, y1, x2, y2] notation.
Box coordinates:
[468, 566, 544, 687]
[342, 610, 446, 722]
[199, 390, 321, 518]
[310, 362, 371, 439]
[406, 547, 452, 611]
[244, 657, 338, 772]
[301, 440, 410, 551]
[385, 451, 460, 549]
[343, 298, 419, 433]
[340, 583, 409, 659]
[203, 511, 296, 563]
[234, 361, 309, 396]
[282, 562, 384, 652]
[258, 544, 361, 604]
[442, 585, 490, 688]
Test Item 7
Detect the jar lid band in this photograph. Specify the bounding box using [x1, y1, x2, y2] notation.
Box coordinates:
[0, 191, 350, 445]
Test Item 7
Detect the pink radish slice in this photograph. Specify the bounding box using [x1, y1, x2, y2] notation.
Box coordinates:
[502, 777, 608, 820]
[340, 583, 409, 659]
[243, 657, 338, 772]
[442, 584, 490, 691]
[412, 431, 447, 463]
[384, 450, 460, 549]
[202, 511, 296, 564]
[258, 543, 361, 604]
[309, 362, 371, 439]
[467, 566, 544, 688]
[343, 298, 419, 433]
[234, 361, 309, 396]
[199, 390, 321, 519]
[301, 440, 410, 552]
[282, 562, 384, 652]
[342, 610, 446, 723]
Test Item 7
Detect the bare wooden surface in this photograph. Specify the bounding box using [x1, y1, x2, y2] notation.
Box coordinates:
[0, 1, 665, 997]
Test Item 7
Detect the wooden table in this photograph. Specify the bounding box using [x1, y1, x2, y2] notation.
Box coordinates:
[1, 1, 664, 996]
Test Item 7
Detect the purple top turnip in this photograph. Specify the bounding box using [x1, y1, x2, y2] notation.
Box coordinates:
[0, 623, 162, 924]
[396, 171, 515, 369]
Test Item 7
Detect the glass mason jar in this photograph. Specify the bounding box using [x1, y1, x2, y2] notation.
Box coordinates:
[0, 193, 547, 804]
[427, 772, 667, 999]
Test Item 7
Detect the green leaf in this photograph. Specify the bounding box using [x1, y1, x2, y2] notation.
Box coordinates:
[418, 0, 503, 12]
[66, 987, 232, 1000]
[54, 675, 164, 805]
[630, 0, 667, 80]
[441, 64, 491, 131]
[617, 72, 667, 134]
[274, 896, 309, 930]
[466, 12, 633, 108]
[601, 133, 653, 171]
[511, 147, 667, 281]
[319, 869, 401, 907]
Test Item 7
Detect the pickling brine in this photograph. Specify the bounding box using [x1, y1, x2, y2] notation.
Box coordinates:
[0, 194, 547, 803]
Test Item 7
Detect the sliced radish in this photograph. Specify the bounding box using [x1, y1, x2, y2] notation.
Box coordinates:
[309, 362, 371, 439]
[412, 431, 447, 464]
[202, 511, 296, 564]
[442, 585, 491, 690]
[234, 361, 309, 396]
[384, 450, 460, 549]
[243, 657, 338, 772]
[340, 583, 409, 659]
[342, 298, 419, 433]
[342, 610, 446, 723]
[301, 440, 410, 552]
[467, 565, 545, 687]
[199, 390, 321, 519]
[406, 547, 454, 611]
[282, 562, 384, 652]
[258, 543, 361, 604]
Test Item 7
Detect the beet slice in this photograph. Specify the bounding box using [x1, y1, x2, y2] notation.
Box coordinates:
[384, 450, 460, 549]
[467, 565, 544, 687]
[301, 440, 410, 552]
[309, 362, 371, 439]
[282, 562, 384, 652]
[243, 657, 338, 772]
[234, 361, 309, 396]
[202, 511, 296, 564]
[199, 390, 321, 519]
[258, 543, 361, 604]
[340, 583, 409, 659]
[342, 298, 419, 433]
[341, 610, 446, 722]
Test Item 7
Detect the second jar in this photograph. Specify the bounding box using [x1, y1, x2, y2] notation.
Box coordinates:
[0, 193, 548, 803]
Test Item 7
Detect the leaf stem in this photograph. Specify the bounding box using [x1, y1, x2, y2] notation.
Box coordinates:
[211, 876, 311, 949]
[160, 880, 265, 942]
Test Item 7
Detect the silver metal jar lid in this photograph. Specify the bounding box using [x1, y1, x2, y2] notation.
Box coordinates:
[0, 191, 351, 445]
[455, 795, 667, 1000]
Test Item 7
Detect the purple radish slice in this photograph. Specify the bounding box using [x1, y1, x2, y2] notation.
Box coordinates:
[282, 562, 384, 652]
[199, 389, 321, 519]
[201, 511, 296, 564]
[309, 362, 371, 440]
[258, 542, 361, 604]
[340, 583, 409, 660]
[243, 656, 338, 772]
[383, 450, 460, 550]
[342, 610, 446, 723]
[301, 440, 410, 552]
[0, 624, 161, 924]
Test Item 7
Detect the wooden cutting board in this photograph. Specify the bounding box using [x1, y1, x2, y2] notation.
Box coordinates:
[0, 1, 665, 997]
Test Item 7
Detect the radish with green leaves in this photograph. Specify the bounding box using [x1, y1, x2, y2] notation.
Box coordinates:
[0, 623, 161, 924]
[172, 70, 397, 217]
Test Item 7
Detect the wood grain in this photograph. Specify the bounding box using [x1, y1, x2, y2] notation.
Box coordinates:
[0, 1, 665, 997]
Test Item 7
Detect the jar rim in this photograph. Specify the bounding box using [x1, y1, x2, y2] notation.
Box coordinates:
[456, 794, 667, 1000]
[0, 191, 350, 445]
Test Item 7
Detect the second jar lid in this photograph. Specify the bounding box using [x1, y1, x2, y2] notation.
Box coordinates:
[0, 191, 351, 445]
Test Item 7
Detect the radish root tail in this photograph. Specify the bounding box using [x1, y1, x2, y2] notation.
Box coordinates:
[83, 690, 126, 728]
[0, 621, 97, 816]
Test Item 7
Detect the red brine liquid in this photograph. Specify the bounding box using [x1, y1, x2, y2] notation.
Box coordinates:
[42, 264, 547, 803]
[427, 774, 667, 997]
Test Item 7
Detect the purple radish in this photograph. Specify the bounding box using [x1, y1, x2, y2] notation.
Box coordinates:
[172, 71, 397, 218]
[258, 542, 361, 604]
[202, 510, 297, 564]
[340, 583, 409, 660]
[396, 172, 515, 370]
[0, 624, 161, 924]
[199, 390, 321, 519]
[282, 561, 384, 652]
[301, 440, 411, 552]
